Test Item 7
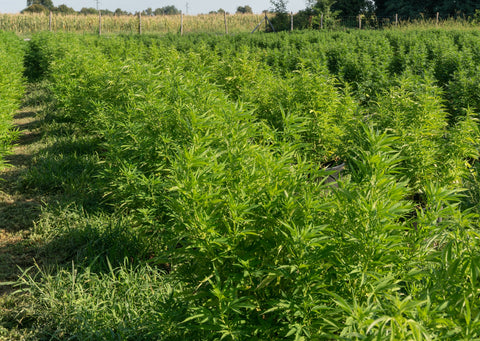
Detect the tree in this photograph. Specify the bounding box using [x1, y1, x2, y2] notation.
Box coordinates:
[270, 0, 288, 13]
[153, 5, 180, 15]
[115, 8, 130, 16]
[382, 0, 436, 18]
[22, 4, 48, 13]
[79, 7, 99, 15]
[372, 0, 479, 19]
[308, 0, 336, 14]
[26, 0, 54, 10]
[236, 5, 253, 14]
[208, 8, 226, 14]
[373, 0, 388, 17]
[102, 9, 114, 16]
[435, 0, 480, 17]
[332, 0, 373, 17]
[299, 0, 339, 29]
[268, 0, 289, 31]
[54, 4, 76, 14]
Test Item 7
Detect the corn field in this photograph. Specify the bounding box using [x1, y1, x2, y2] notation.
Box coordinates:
[0, 13, 267, 35]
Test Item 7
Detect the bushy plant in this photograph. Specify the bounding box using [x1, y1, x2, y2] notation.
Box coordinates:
[0, 32, 24, 170]
[9, 29, 480, 340]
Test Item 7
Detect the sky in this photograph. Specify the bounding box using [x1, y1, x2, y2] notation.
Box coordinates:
[0, 1, 308, 15]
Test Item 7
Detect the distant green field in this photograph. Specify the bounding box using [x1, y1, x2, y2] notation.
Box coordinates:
[2, 28, 480, 339]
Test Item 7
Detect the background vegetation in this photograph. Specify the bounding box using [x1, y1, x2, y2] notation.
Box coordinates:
[273, 0, 480, 30]
[13, 0, 480, 35]
[0, 12, 266, 35]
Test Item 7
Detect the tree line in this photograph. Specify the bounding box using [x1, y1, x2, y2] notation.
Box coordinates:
[23, 1, 254, 16]
[24, 1, 182, 16]
[270, 0, 480, 31]
[282, 0, 479, 19]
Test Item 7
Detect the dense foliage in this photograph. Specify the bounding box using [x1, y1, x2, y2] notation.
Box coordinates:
[304, 0, 480, 19]
[5, 28, 480, 339]
[0, 32, 24, 171]
[270, 0, 480, 30]
[374, 0, 480, 18]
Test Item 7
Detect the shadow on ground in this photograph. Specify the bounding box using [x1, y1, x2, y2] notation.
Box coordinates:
[0, 91, 45, 295]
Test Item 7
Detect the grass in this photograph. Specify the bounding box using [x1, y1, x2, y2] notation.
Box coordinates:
[0, 80, 167, 340]
[0, 83, 104, 338]
[0, 85, 45, 292]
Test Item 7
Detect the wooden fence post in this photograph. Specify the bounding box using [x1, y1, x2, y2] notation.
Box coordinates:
[290, 12, 293, 31]
[138, 12, 142, 34]
[49, 11, 52, 31]
[321, 13, 324, 29]
[436, 12, 439, 26]
[180, 11, 184, 35]
[98, 10, 102, 35]
[358, 14, 361, 29]
[395, 13, 398, 27]
[224, 11, 228, 34]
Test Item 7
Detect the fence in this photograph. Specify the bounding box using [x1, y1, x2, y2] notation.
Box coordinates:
[334, 13, 479, 30]
[0, 12, 478, 36]
[0, 13, 266, 35]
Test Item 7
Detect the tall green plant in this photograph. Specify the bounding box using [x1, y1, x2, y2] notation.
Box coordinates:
[12, 29, 480, 340]
[0, 32, 24, 171]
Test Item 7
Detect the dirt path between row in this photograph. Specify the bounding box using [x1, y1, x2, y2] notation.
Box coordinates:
[0, 104, 43, 295]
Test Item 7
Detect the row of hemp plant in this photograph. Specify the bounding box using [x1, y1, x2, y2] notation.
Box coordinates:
[10, 30, 480, 339]
[0, 32, 24, 171]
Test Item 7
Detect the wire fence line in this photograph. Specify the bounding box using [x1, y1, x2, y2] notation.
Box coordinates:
[0, 12, 478, 35]
[0, 13, 265, 35]
[334, 14, 479, 29]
